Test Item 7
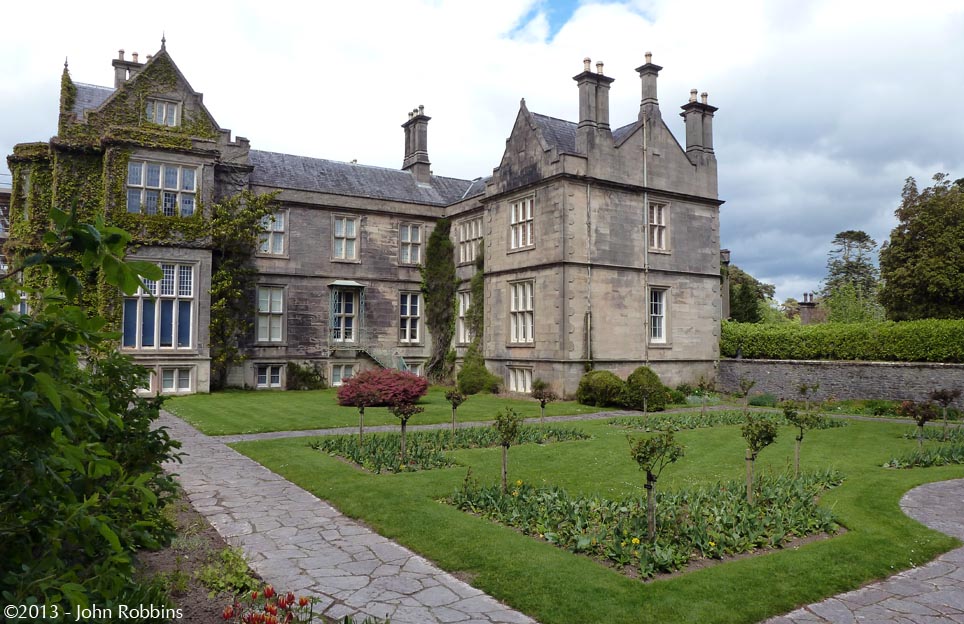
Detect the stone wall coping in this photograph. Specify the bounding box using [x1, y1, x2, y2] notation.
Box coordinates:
[723, 358, 964, 370]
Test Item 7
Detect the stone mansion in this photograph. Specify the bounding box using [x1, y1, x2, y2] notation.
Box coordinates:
[5, 42, 723, 396]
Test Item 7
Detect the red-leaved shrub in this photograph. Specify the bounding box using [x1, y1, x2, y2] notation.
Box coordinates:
[337, 369, 429, 407]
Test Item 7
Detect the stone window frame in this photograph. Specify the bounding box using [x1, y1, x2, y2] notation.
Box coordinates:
[256, 364, 284, 389]
[398, 291, 421, 344]
[648, 201, 671, 253]
[458, 216, 483, 265]
[457, 290, 473, 345]
[256, 285, 286, 344]
[126, 160, 197, 217]
[508, 366, 533, 393]
[160, 366, 193, 394]
[258, 209, 288, 257]
[509, 196, 534, 252]
[121, 262, 196, 351]
[509, 279, 534, 346]
[399, 222, 422, 265]
[649, 286, 671, 346]
[330, 363, 354, 386]
[331, 289, 357, 343]
[332, 215, 360, 262]
[146, 98, 180, 127]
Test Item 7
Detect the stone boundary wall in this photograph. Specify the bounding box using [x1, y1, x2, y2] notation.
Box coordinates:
[719, 359, 964, 408]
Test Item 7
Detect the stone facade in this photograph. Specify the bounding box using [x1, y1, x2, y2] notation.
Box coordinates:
[720, 359, 964, 408]
[6, 44, 723, 395]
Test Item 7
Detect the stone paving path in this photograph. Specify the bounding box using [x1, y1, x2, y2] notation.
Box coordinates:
[764, 478, 964, 624]
[159, 411, 536, 624]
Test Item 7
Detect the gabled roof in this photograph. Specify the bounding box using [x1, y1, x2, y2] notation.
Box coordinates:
[612, 121, 637, 145]
[72, 82, 114, 119]
[249, 150, 482, 207]
[531, 113, 577, 154]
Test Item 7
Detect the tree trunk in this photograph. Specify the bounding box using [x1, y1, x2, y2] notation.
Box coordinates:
[400, 419, 408, 464]
[358, 407, 365, 448]
[501, 445, 508, 493]
[701, 395, 707, 417]
[645, 479, 656, 541]
[745, 449, 754, 505]
[540, 404, 545, 425]
[918, 424, 924, 450]
[943, 406, 949, 442]
[794, 436, 802, 478]
[643, 396, 649, 428]
[451, 406, 457, 445]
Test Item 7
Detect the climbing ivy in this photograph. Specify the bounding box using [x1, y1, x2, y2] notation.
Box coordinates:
[420, 218, 457, 382]
[208, 191, 279, 389]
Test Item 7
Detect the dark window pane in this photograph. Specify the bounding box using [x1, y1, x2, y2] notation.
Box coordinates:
[178, 301, 191, 347]
[160, 300, 174, 347]
[142, 299, 155, 347]
[123, 299, 137, 346]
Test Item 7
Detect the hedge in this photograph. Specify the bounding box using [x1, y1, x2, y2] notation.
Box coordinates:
[721, 320, 964, 363]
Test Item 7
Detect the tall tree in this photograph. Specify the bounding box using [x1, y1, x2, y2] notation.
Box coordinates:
[822, 230, 878, 296]
[731, 281, 762, 323]
[879, 174, 964, 320]
[727, 264, 775, 299]
[420, 218, 457, 381]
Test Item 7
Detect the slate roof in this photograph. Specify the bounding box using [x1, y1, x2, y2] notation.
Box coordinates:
[249, 150, 482, 207]
[72, 83, 115, 118]
[612, 122, 637, 145]
[531, 113, 577, 154]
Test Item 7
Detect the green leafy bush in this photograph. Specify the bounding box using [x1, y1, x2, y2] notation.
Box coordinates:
[721, 319, 964, 362]
[883, 443, 964, 468]
[457, 345, 502, 394]
[450, 471, 843, 578]
[286, 361, 327, 390]
[576, 370, 626, 407]
[309, 425, 590, 473]
[666, 389, 687, 404]
[195, 547, 260, 597]
[749, 392, 779, 407]
[622, 366, 668, 412]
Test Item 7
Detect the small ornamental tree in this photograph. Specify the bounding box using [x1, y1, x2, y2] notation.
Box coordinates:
[697, 376, 714, 417]
[337, 369, 429, 447]
[445, 389, 466, 442]
[797, 382, 820, 412]
[493, 407, 524, 492]
[738, 377, 757, 418]
[531, 379, 558, 424]
[628, 432, 684, 540]
[897, 400, 939, 449]
[390, 402, 425, 464]
[929, 388, 962, 441]
[622, 366, 667, 420]
[782, 401, 822, 477]
[741, 416, 778, 504]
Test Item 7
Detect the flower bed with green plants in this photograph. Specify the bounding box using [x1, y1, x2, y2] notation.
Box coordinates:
[608, 410, 846, 432]
[449, 470, 843, 578]
[309, 426, 590, 474]
[883, 442, 964, 468]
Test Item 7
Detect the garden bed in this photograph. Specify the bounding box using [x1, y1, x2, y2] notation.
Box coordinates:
[608, 410, 846, 432]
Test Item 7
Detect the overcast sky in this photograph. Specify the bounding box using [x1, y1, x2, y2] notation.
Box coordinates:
[3, 0, 963, 302]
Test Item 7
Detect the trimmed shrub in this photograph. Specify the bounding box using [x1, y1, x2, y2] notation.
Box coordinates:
[337, 368, 429, 407]
[576, 370, 625, 407]
[457, 345, 501, 395]
[721, 319, 964, 362]
[667, 389, 687, 405]
[748, 392, 778, 407]
[286, 361, 327, 390]
[622, 366, 668, 412]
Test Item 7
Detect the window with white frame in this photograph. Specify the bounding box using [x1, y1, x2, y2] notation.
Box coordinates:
[259, 211, 286, 255]
[650, 288, 667, 344]
[510, 280, 534, 344]
[146, 99, 179, 127]
[399, 223, 421, 264]
[257, 286, 285, 343]
[508, 367, 532, 393]
[136, 370, 155, 394]
[332, 290, 356, 342]
[407, 362, 424, 376]
[399, 292, 420, 343]
[458, 216, 483, 264]
[122, 263, 194, 350]
[331, 363, 354, 386]
[509, 197, 534, 250]
[257, 365, 283, 388]
[333, 216, 358, 260]
[161, 367, 192, 393]
[457, 291, 473, 344]
[649, 202, 668, 251]
[126, 161, 197, 217]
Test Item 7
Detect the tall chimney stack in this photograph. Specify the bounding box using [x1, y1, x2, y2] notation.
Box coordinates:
[572, 57, 614, 153]
[679, 89, 718, 163]
[401, 105, 432, 184]
[635, 51, 663, 121]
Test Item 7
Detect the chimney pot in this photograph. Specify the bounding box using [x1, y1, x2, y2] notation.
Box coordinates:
[118, 49, 125, 60]
[418, 104, 424, 115]
[132, 52, 139, 63]
[146, 54, 153, 62]
[645, 51, 652, 64]
[408, 111, 413, 119]
[596, 61, 604, 74]
[701, 91, 708, 104]
[689, 89, 698, 102]
[583, 57, 591, 72]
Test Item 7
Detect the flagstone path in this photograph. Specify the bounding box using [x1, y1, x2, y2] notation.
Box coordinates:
[159, 411, 536, 624]
[764, 478, 964, 623]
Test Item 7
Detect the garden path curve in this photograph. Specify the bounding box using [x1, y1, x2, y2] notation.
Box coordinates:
[159, 411, 536, 624]
[765, 478, 964, 624]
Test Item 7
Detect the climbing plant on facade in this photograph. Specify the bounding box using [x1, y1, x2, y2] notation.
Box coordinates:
[420, 218, 457, 382]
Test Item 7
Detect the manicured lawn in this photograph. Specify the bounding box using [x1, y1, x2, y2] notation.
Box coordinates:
[230, 418, 963, 624]
[166, 386, 606, 435]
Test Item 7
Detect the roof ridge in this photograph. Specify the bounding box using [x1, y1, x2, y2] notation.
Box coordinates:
[74, 82, 114, 91]
[531, 111, 576, 125]
[249, 149, 477, 185]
